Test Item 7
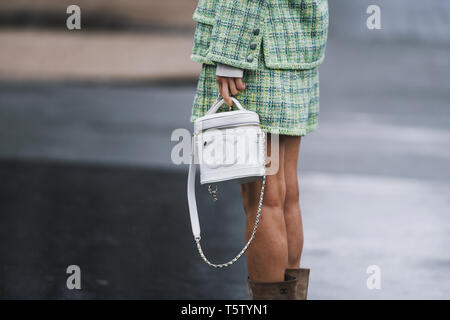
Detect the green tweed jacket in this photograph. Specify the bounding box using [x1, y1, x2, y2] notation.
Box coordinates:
[191, 0, 329, 71]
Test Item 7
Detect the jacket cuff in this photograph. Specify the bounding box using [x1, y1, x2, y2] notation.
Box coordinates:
[215, 64, 244, 78]
[207, 52, 259, 71]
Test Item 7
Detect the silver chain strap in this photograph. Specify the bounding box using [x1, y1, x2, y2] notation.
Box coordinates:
[195, 175, 266, 268]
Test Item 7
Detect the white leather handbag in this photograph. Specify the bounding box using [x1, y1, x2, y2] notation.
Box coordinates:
[187, 97, 266, 268]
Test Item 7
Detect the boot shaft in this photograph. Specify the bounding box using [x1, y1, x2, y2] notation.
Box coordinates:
[247, 274, 297, 300]
[285, 268, 310, 300]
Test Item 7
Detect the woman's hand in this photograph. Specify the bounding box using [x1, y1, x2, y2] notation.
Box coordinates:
[217, 76, 246, 106]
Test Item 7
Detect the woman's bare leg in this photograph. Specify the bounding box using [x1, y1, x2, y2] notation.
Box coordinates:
[283, 136, 304, 268]
[241, 135, 288, 282]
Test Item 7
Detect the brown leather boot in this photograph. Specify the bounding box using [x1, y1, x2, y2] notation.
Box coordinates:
[285, 268, 310, 300]
[247, 274, 297, 300]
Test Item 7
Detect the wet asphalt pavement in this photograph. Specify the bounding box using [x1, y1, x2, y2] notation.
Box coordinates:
[0, 38, 450, 299]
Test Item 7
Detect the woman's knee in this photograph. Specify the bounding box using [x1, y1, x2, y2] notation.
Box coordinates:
[261, 172, 286, 210]
[284, 185, 299, 208]
[284, 168, 299, 204]
[264, 185, 285, 209]
[241, 176, 285, 212]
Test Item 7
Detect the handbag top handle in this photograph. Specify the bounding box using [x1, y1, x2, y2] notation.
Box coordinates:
[205, 97, 245, 116]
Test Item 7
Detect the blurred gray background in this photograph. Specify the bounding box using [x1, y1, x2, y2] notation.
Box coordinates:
[0, 0, 449, 299]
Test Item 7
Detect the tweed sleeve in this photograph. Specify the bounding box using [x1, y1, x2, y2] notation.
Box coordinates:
[191, 22, 215, 65]
[207, 0, 267, 71]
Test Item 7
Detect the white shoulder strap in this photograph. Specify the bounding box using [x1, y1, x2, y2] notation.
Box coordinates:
[187, 137, 201, 239]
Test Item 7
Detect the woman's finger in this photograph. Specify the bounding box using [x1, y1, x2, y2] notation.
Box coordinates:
[217, 78, 222, 97]
[228, 78, 239, 96]
[220, 78, 233, 106]
[235, 78, 246, 91]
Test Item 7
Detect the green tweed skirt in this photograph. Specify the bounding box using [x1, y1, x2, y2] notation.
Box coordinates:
[191, 51, 320, 136]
